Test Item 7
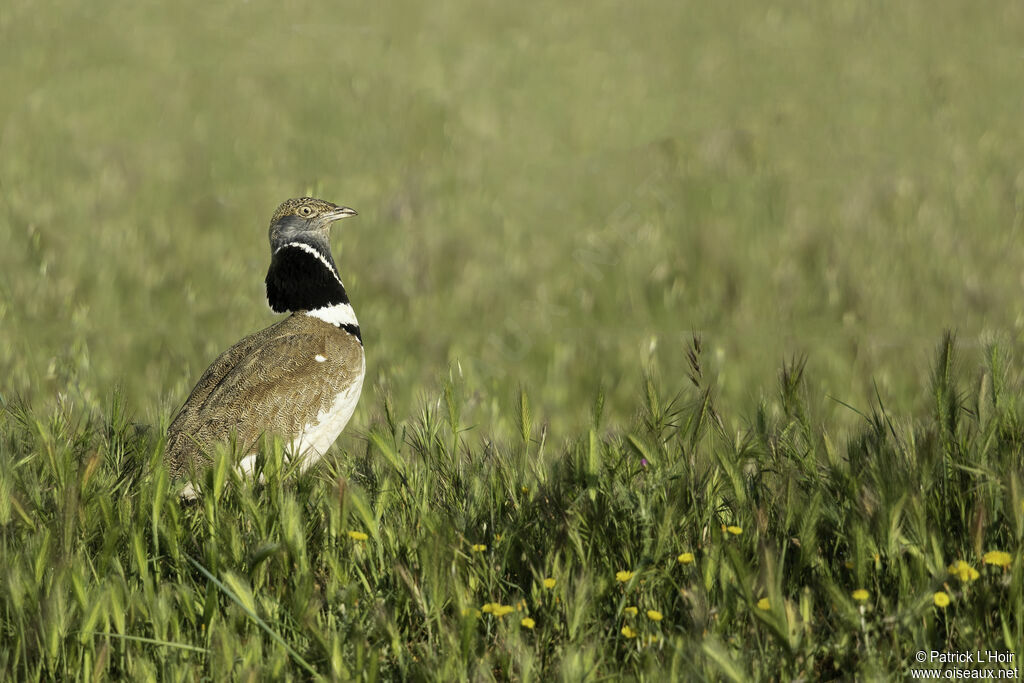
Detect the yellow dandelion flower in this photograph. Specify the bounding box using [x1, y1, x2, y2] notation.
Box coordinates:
[521, 617, 535, 629]
[621, 625, 637, 638]
[677, 552, 695, 565]
[492, 604, 514, 617]
[624, 606, 638, 616]
[616, 570, 634, 583]
[516, 599, 526, 612]
[347, 530, 368, 541]
[983, 550, 1012, 568]
[471, 544, 487, 552]
[481, 603, 495, 613]
[646, 609, 663, 621]
[726, 525, 743, 536]
[543, 577, 556, 589]
[495, 534, 502, 542]
[948, 560, 980, 582]
[933, 591, 950, 608]
[851, 589, 869, 602]
[756, 598, 771, 610]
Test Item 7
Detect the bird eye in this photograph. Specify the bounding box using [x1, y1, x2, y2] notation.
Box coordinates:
[299, 206, 313, 216]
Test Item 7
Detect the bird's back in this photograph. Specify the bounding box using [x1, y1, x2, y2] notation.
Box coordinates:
[165, 314, 365, 479]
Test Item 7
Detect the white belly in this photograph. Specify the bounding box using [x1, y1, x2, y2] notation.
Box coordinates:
[292, 359, 366, 471]
[233, 356, 365, 480]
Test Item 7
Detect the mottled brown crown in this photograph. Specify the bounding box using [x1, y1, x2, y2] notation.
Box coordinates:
[270, 197, 340, 225]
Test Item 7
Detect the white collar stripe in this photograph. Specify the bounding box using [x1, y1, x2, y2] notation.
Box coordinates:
[278, 242, 343, 285]
[307, 302, 359, 327]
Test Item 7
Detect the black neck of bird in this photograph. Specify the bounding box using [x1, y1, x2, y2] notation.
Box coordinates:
[265, 239, 350, 313]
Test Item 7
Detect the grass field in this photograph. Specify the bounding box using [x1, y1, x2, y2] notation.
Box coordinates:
[2, 0, 1023, 679]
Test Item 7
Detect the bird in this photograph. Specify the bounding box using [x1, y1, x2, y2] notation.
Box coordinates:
[165, 197, 365, 498]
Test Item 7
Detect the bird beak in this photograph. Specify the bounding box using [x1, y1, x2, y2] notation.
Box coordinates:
[326, 206, 358, 223]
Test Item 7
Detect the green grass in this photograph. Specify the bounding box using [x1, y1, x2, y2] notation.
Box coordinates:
[2, 335, 1023, 680]
[2, 0, 1024, 678]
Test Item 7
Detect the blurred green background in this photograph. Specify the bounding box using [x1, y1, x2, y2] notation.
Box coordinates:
[1, 0, 1022, 435]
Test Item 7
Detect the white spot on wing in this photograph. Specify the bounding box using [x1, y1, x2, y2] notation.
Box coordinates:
[315, 354, 326, 362]
[307, 302, 358, 327]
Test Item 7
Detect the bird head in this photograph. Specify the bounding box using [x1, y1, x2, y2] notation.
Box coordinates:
[268, 197, 357, 252]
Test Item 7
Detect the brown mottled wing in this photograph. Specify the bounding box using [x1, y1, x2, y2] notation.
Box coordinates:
[170, 319, 291, 421]
[165, 317, 362, 478]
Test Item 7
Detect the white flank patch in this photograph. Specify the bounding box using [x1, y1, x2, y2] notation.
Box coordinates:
[290, 355, 366, 473]
[315, 354, 327, 362]
[278, 241, 343, 285]
[239, 453, 259, 477]
[306, 302, 359, 327]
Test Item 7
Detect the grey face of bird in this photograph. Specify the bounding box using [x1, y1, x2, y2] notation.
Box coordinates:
[267, 198, 358, 254]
